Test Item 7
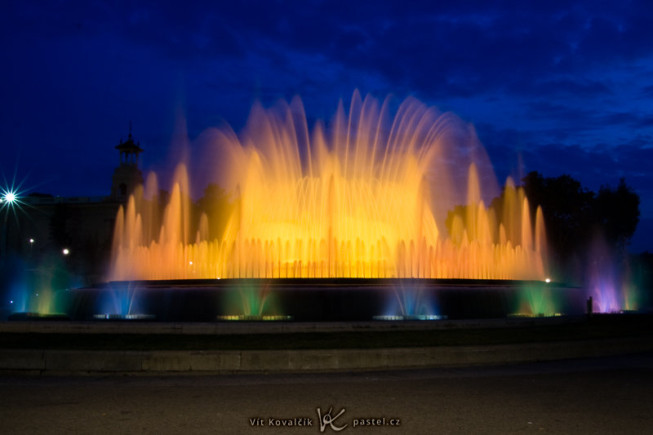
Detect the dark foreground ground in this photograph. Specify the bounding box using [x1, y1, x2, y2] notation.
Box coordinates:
[1, 352, 652, 435]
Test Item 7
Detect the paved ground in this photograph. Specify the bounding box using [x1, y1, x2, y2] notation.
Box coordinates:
[1, 352, 652, 434]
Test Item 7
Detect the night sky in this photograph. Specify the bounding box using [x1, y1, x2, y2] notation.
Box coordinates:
[1, 0, 652, 252]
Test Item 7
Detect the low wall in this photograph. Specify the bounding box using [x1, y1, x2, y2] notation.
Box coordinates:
[1, 337, 651, 375]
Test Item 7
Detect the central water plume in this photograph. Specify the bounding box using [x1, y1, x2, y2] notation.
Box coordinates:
[110, 92, 547, 281]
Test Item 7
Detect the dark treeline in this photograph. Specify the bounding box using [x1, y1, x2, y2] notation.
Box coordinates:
[496, 171, 641, 283]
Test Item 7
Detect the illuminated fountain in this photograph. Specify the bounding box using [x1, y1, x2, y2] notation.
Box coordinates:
[587, 234, 638, 314]
[106, 92, 553, 321]
[5, 257, 72, 320]
[512, 281, 560, 317]
[217, 281, 291, 321]
[93, 282, 154, 320]
[111, 93, 547, 281]
[374, 281, 443, 321]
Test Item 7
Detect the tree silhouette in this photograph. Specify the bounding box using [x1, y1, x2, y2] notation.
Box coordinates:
[595, 178, 640, 254]
[521, 172, 640, 281]
[521, 172, 596, 260]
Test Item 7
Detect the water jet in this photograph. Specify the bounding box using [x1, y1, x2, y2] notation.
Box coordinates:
[76, 93, 582, 321]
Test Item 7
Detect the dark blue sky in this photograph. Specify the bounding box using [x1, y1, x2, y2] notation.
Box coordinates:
[1, 0, 652, 252]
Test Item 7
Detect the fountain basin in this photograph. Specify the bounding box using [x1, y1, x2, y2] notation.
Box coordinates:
[69, 278, 584, 322]
[8, 312, 71, 321]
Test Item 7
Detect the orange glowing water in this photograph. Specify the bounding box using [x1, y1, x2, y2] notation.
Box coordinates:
[110, 93, 547, 281]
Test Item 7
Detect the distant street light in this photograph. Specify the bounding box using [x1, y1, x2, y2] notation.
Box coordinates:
[1, 185, 28, 212]
[2, 191, 16, 204]
[62, 248, 70, 256]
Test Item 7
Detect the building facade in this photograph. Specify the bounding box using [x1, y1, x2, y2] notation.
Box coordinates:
[2, 132, 144, 284]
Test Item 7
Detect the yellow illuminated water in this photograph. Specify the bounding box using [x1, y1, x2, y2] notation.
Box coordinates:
[110, 93, 547, 281]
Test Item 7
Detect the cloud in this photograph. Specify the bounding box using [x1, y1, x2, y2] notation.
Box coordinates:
[5, 1, 652, 104]
[2, 0, 653, 231]
[532, 79, 612, 98]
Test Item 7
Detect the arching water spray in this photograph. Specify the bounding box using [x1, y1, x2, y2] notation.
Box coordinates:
[109, 93, 548, 282]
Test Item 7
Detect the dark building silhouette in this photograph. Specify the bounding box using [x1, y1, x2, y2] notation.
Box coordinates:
[111, 128, 144, 200]
[2, 129, 144, 284]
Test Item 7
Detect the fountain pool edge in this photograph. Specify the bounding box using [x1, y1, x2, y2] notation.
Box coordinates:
[1, 336, 651, 375]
